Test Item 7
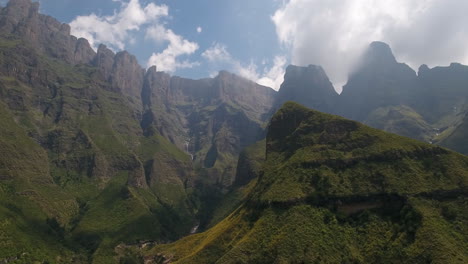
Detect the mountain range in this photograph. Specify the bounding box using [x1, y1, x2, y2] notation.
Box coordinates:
[0, 0, 466, 263]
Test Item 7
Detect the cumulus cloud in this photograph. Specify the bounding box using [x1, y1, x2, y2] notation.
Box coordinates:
[202, 43, 286, 90]
[272, 0, 468, 89]
[70, 0, 168, 50]
[201, 43, 231, 62]
[146, 25, 199, 72]
[70, 0, 199, 73]
[257, 56, 287, 89]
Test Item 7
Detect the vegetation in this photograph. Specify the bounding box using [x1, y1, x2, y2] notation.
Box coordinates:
[146, 102, 468, 263]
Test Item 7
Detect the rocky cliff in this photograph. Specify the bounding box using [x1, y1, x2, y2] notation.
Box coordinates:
[142, 69, 275, 189]
[274, 64, 339, 115]
[0, 0, 96, 65]
[338, 41, 418, 121]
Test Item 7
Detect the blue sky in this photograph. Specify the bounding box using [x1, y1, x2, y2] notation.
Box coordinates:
[2, 0, 468, 91]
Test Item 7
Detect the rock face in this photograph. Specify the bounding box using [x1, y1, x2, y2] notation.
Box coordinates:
[0, 0, 96, 64]
[94, 44, 115, 80]
[142, 69, 276, 188]
[110, 51, 145, 99]
[338, 41, 418, 121]
[274, 64, 339, 115]
[411, 63, 468, 124]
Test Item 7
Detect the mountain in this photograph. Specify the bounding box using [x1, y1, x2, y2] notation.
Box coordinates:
[0, 0, 95, 65]
[273, 64, 339, 115]
[141, 68, 275, 230]
[145, 102, 468, 263]
[142, 69, 275, 190]
[338, 44, 468, 151]
[272, 42, 468, 152]
[0, 0, 196, 261]
[0, 0, 276, 262]
[339, 41, 418, 121]
[412, 63, 468, 125]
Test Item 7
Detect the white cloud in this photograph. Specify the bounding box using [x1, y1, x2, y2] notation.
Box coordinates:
[201, 43, 231, 62]
[197, 26, 203, 33]
[257, 56, 287, 90]
[201, 43, 286, 90]
[70, 0, 199, 73]
[70, 0, 168, 50]
[272, 0, 468, 88]
[146, 25, 199, 72]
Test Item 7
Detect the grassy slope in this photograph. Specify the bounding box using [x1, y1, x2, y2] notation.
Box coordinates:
[0, 102, 80, 262]
[364, 105, 434, 142]
[437, 112, 468, 155]
[147, 102, 468, 263]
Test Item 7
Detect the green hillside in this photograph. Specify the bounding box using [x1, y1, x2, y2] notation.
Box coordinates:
[145, 102, 468, 263]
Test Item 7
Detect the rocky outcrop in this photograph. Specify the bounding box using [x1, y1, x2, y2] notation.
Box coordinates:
[338, 41, 418, 121]
[274, 64, 338, 115]
[110, 51, 145, 100]
[0, 0, 96, 65]
[411, 62, 468, 124]
[94, 44, 115, 80]
[214, 71, 276, 121]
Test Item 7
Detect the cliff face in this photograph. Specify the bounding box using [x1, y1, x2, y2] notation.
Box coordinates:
[274, 64, 339, 115]
[338, 41, 418, 121]
[0, 0, 96, 65]
[142, 69, 275, 189]
[412, 63, 468, 124]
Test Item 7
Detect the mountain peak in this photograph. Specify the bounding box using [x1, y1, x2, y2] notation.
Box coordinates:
[338, 41, 416, 120]
[274, 64, 338, 114]
[216, 70, 237, 80]
[418, 64, 430, 76]
[6, 0, 37, 9]
[4, 0, 38, 18]
[363, 41, 397, 65]
[215, 70, 257, 85]
[1, 0, 38, 25]
[284, 64, 327, 81]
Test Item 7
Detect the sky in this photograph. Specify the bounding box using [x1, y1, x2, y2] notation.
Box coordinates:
[1, 0, 468, 91]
